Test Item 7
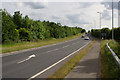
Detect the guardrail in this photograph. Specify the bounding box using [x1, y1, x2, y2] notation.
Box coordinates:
[107, 43, 120, 67]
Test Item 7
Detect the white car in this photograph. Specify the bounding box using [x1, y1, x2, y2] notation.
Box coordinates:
[84, 36, 89, 40]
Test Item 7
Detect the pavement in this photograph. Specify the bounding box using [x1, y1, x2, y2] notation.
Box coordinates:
[65, 41, 101, 79]
[2, 36, 91, 79]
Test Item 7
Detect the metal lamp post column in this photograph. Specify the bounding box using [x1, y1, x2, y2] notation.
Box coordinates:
[112, 0, 114, 40]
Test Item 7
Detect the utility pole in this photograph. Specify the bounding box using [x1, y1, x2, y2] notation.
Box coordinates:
[112, 0, 114, 40]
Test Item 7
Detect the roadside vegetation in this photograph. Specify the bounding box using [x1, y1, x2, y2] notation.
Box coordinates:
[2, 9, 86, 53]
[91, 28, 120, 78]
[47, 40, 95, 79]
[91, 27, 120, 40]
[109, 40, 120, 58]
[2, 33, 82, 53]
[2, 9, 85, 43]
[100, 40, 120, 79]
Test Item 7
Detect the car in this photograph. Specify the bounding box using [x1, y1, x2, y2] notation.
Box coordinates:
[84, 36, 89, 40]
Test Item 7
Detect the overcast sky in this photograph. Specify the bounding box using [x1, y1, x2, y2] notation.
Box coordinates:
[1, 0, 120, 31]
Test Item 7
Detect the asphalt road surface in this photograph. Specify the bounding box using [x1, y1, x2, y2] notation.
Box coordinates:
[2, 36, 91, 79]
[65, 41, 100, 78]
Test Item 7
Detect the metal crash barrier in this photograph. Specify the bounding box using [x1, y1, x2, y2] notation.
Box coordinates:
[107, 43, 120, 67]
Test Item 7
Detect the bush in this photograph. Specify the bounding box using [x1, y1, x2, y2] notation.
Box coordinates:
[91, 27, 120, 40]
[19, 28, 30, 41]
[101, 40, 120, 78]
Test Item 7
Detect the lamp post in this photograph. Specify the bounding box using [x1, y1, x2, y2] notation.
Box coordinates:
[112, 0, 114, 40]
[97, 12, 101, 39]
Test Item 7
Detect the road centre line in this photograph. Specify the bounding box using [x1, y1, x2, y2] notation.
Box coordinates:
[18, 41, 83, 64]
[72, 41, 80, 45]
[47, 48, 59, 53]
[27, 41, 91, 80]
[2, 38, 80, 57]
[62, 45, 69, 48]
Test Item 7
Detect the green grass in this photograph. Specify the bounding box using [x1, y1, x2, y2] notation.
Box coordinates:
[2, 33, 82, 54]
[47, 40, 95, 79]
[109, 40, 120, 58]
[100, 40, 120, 79]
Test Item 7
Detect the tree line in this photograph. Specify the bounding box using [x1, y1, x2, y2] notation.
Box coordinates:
[91, 27, 120, 40]
[2, 9, 85, 44]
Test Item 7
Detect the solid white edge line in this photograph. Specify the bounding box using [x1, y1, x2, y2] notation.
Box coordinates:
[27, 41, 91, 80]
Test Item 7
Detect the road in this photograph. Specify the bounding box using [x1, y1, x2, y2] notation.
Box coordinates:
[2, 36, 91, 79]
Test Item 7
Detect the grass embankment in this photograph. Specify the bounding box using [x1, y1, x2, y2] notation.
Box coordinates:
[48, 40, 95, 79]
[101, 40, 120, 79]
[109, 41, 120, 58]
[2, 33, 82, 54]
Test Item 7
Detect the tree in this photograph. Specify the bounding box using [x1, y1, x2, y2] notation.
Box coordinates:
[2, 9, 84, 43]
[23, 15, 30, 29]
[13, 11, 23, 29]
[81, 29, 86, 33]
[114, 27, 120, 40]
[91, 29, 100, 38]
[2, 10, 19, 43]
[101, 28, 111, 39]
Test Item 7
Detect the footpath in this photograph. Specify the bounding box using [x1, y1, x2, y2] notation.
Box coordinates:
[65, 41, 101, 79]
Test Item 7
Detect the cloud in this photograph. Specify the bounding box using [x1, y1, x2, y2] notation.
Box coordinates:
[78, 2, 95, 8]
[23, 2, 47, 9]
[66, 14, 90, 24]
[101, 1, 119, 10]
[101, 10, 111, 20]
[2, 2, 118, 30]
[51, 16, 60, 20]
[119, 1, 120, 10]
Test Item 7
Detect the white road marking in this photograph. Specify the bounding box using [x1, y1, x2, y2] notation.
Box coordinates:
[54, 49, 58, 51]
[2, 37, 81, 57]
[72, 42, 79, 45]
[62, 45, 69, 48]
[72, 43, 77, 45]
[47, 49, 59, 53]
[17, 54, 36, 64]
[28, 41, 91, 80]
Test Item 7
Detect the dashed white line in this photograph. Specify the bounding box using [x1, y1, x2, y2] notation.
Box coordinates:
[47, 48, 59, 53]
[17, 54, 36, 64]
[72, 43, 76, 45]
[72, 42, 79, 45]
[62, 45, 69, 48]
[27, 41, 91, 80]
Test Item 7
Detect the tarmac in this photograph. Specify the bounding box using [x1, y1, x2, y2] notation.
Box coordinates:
[65, 41, 101, 79]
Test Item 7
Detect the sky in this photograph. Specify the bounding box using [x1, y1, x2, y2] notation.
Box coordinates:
[1, 0, 120, 31]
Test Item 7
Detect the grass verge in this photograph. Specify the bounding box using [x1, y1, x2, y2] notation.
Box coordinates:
[47, 40, 95, 79]
[100, 40, 120, 79]
[2, 33, 82, 54]
[109, 40, 120, 58]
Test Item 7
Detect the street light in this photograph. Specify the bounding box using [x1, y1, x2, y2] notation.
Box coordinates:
[97, 12, 101, 39]
[112, 0, 114, 40]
